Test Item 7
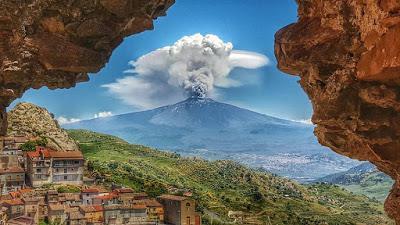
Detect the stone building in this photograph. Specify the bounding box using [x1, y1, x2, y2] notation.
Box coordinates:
[79, 205, 104, 224]
[0, 167, 25, 194]
[2, 199, 25, 220]
[0, 136, 29, 156]
[103, 204, 147, 225]
[0, 206, 7, 224]
[48, 204, 67, 224]
[26, 147, 84, 187]
[144, 199, 164, 223]
[22, 197, 39, 224]
[50, 151, 84, 185]
[158, 195, 201, 225]
[81, 187, 107, 205]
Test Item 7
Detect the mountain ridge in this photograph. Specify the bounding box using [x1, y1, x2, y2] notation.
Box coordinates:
[65, 98, 359, 181]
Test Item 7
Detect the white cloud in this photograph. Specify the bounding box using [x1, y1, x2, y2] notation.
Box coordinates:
[94, 111, 113, 118]
[57, 111, 113, 125]
[56, 116, 81, 125]
[293, 118, 313, 125]
[103, 33, 269, 110]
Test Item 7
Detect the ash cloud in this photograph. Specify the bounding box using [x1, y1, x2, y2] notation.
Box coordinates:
[103, 34, 269, 109]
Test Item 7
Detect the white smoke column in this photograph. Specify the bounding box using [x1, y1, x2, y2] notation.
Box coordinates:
[104, 33, 269, 109]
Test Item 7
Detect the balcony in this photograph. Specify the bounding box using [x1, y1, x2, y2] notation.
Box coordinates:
[5, 178, 24, 182]
[52, 163, 81, 168]
[33, 163, 51, 168]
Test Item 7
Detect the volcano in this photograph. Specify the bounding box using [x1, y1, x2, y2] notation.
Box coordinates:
[65, 97, 359, 181]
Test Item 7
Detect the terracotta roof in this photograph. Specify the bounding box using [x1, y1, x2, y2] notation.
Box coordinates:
[60, 193, 81, 201]
[9, 191, 20, 199]
[114, 188, 134, 194]
[0, 166, 24, 174]
[7, 216, 34, 225]
[94, 193, 117, 200]
[144, 199, 163, 207]
[81, 188, 100, 193]
[18, 189, 33, 194]
[127, 204, 146, 210]
[49, 204, 64, 211]
[27, 147, 50, 159]
[2, 198, 24, 206]
[49, 151, 83, 159]
[158, 194, 188, 201]
[80, 205, 103, 213]
[27, 147, 82, 159]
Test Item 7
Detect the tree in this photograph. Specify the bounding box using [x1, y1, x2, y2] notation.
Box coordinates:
[20, 137, 48, 151]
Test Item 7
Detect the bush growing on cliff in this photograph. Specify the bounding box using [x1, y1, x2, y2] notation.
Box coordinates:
[21, 137, 48, 151]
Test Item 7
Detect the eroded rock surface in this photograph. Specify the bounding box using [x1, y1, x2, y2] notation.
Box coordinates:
[7, 102, 78, 151]
[0, 0, 174, 134]
[275, 0, 400, 223]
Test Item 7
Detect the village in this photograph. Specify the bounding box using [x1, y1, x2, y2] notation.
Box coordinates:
[0, 136, 202, 225]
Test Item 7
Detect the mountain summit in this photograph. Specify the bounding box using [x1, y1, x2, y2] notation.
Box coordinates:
[65, 98, 358, 181]
[144, 97, 295, 129]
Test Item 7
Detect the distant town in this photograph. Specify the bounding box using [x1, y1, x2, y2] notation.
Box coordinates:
[0, 136, 201, 225]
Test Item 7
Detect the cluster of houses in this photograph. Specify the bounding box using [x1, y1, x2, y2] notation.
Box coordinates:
[0, 136, 85, 193]
[0, 136, 201, 225]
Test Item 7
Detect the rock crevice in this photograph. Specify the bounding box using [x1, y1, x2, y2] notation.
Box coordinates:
[275, 0, 400, 223]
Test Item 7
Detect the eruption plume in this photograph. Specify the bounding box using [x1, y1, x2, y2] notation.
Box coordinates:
[104, 34, 269, 109]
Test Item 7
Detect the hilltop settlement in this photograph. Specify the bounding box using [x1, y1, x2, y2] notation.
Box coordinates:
[0, 135, 201, 225]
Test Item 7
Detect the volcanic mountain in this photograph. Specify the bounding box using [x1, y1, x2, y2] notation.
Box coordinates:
[65, 97, 359, 181]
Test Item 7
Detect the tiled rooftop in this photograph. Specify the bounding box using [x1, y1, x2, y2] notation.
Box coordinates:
[0, 166, 24, 174]
[79, 205, 103, 212]
[2, 198, 24, 206]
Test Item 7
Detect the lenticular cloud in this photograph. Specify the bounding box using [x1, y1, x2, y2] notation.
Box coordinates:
[103, 33, 269, 109]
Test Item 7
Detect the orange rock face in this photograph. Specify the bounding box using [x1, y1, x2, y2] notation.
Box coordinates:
[0, 0, 174, 135]
[275, 0, 400, 223]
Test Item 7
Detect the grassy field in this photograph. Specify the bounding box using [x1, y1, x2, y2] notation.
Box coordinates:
[68, 129, 393, 225]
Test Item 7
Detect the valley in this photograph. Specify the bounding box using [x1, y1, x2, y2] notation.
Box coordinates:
[68, 129, 394, 225]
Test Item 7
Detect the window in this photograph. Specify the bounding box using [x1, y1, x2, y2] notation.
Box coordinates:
[36, 168, 41, 173]
[64, 168, 67, 173]
[64, 176, 68, 180]
[186, 216, 191, 225]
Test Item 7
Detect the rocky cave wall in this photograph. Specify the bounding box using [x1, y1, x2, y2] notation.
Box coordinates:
[275, 0, 400, 223]
[0, 0, 174, 135]
[1, 0, 400, 222]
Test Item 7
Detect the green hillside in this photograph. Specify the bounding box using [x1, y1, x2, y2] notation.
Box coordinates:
[68, 129, 393, 225]
[342, 171, 393, 202]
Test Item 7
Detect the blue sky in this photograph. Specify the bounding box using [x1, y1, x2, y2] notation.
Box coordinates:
[12, 0, 311, 121]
